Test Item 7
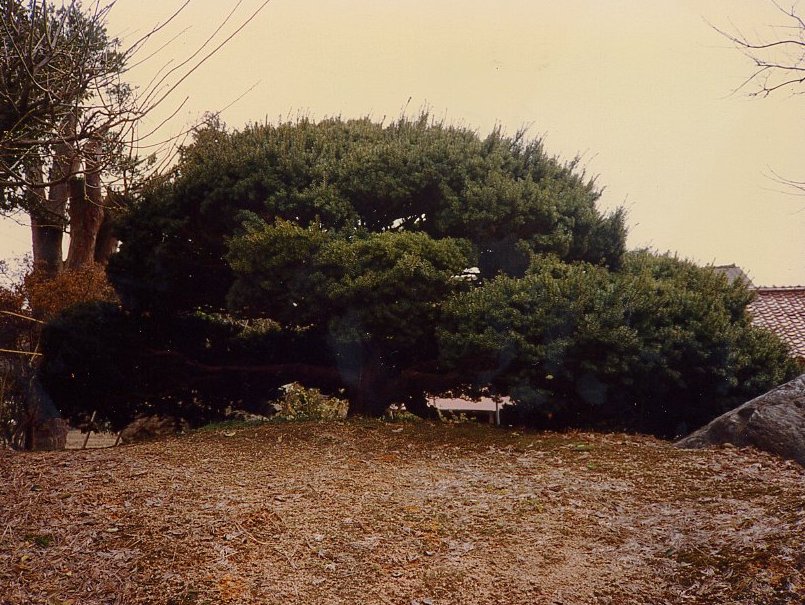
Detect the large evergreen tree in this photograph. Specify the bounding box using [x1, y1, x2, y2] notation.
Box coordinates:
[40, 115, 796, 433]
[110, 116, 625, 314]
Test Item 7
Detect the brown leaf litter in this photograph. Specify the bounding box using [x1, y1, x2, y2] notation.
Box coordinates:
[1, 420, 803, 604]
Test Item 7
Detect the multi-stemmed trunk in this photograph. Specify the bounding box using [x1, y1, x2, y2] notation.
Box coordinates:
[29, 136, 119, 276]
[29, 134, 72, 277]
[65, 138, 113, 269]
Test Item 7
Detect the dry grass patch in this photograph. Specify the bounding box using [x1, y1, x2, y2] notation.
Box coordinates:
[1, 420, 802, 604]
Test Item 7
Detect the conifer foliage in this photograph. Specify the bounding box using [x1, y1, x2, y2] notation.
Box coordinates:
[39, 116, 797, 434]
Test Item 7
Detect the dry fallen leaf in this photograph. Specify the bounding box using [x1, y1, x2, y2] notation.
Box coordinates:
[1, 421, 801, 604]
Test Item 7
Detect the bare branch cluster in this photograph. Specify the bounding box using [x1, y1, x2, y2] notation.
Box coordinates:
[2, 1, 128, 198]
[717, 1, 805, 196]
[716, 0, 805, 98]
[1, 0, 270, 215]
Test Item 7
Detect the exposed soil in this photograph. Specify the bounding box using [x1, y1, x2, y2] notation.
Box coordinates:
[1, 420, 803, 604]
[65, 430, 118, 450]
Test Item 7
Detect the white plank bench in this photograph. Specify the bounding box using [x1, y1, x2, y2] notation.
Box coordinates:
[428, 396, 511, 425]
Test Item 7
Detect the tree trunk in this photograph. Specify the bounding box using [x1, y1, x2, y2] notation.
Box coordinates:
[24, 161, 48, 266]
[66, 138, 105, 269]
[94, 190, 125, 265]
[30, 128, 75, 276]
[347, 359, 399, 416]
[30, 205, 65, 277]
[94, 209, 119, 265]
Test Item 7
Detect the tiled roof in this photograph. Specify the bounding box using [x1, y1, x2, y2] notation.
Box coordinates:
[748, 287, 805, 360]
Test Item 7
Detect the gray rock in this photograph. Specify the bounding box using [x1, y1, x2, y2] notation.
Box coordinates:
[676, 374, 805, 465]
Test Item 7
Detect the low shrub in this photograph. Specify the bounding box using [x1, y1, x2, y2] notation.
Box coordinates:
[383, 404, 422, 423]
[272, 383, 349, 421]
[440, 252, 799, 437]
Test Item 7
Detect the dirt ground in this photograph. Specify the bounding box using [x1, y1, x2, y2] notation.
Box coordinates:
[65, 430, 119, 450]
[1, 420, 803, 605]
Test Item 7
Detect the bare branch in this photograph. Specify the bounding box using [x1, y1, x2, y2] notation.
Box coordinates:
[137, 0, 272, 118]
[718, 1, 805, 203]
[713, 1, 805, 96]
[136, 0, 247, 113]
[2, 0, 271, 212]
[0, 348, 42, 357]
[0, 310, 45, 324]
[120, 0, 189, 62]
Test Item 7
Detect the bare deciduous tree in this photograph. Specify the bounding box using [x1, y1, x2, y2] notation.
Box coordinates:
[1, 0, 270, 275]
[0, 0, 269, 448]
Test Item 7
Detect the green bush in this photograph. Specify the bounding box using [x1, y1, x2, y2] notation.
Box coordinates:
[39, 303, 280, 431]
[111, 114, 624, 315]
[439, 252, 799, 436]
[104, 115, 624, 417]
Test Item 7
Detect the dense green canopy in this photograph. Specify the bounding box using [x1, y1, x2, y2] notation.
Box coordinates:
[39, 116, 798, 434]
[439, 252, 796, 434]
[110, 116, 625, 313]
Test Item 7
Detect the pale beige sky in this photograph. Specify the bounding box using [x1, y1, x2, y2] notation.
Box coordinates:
[2, 0, 803, 285]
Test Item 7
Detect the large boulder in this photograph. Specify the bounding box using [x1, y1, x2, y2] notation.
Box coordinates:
[676, 374, 805, 465]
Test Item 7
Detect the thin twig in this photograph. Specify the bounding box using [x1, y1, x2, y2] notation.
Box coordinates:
[0, 348, 42, 357]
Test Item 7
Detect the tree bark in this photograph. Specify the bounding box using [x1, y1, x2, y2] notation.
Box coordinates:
[30, 125, 75, 276]
[66, 139, 105, 269]
[94, 208, 119, 265]
[24, 161, 48, 265]
[94, 190, 125, 265]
